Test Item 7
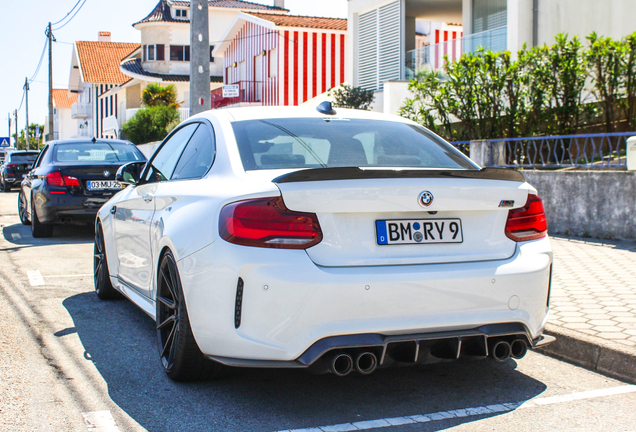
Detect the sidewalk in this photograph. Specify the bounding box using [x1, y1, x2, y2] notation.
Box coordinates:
[539, 235, 636, 384]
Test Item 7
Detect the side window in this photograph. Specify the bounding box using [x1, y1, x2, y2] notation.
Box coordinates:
[33, 146, 49, 169]
[171, 124, 215, 180]
[144, 123, 198, 183]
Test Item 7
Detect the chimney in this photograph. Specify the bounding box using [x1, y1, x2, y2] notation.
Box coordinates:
[274, 0, 284, 9]
[98, 31, 111, 42]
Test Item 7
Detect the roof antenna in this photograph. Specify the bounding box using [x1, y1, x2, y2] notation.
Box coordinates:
[316, 101, 336, 115]
[91, 137, 97, 143]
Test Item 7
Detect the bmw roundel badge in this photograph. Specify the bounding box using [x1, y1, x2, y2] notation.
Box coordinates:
[418, 191, 434, 207]
[103, 170, 110, 177]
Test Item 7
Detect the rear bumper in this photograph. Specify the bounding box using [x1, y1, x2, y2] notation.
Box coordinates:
[179, 236, 553, 363]
[34, 189, 111, 224]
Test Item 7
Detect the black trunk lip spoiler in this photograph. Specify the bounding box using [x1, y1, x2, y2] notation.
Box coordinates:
[272, 167, 525, 184]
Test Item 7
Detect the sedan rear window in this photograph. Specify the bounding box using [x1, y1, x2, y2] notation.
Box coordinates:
[232, 118, 476, 171]
[8, 154, 38, 163]
[53, 143, 144, 164]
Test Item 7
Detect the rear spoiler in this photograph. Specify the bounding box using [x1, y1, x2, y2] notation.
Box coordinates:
[273, 167, 525, 184]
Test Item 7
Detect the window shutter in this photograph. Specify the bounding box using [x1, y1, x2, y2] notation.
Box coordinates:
[157, 44, 165, 61]
[357, 8, 378, 91]
[142, 45, 146, 62]
[378, 1, 401, 86]
[357, 0, 402, 91]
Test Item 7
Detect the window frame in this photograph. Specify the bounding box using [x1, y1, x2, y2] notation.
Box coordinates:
[170, 45, 190, 62]
[139, 120, 216, 185]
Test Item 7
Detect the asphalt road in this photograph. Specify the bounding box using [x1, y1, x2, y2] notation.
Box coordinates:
[0, 190, 635, 432]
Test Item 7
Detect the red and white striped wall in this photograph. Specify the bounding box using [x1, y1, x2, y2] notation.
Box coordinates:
[433, 29, 463, 70]
[222, 19, 346, 106]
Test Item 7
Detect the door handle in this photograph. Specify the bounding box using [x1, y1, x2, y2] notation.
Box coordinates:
[143, 193, 153, 203]
[110, 206, 117, 214]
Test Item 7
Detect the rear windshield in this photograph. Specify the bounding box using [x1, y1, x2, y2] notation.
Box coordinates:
[232, 118, 476, 171]
[52, 143, 144, 164]
[8, 153, 39, 163]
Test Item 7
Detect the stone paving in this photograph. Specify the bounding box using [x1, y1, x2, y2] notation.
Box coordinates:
[549, 235, 636, 348]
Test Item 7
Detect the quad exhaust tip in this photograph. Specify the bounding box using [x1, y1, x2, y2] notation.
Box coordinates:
[355, 352, 378, 375]
[331, 353, 353, 377]
[510, 339, 528, 359]
[489, 340, 512, 363]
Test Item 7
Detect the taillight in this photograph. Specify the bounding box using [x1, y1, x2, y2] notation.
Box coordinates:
[46, 172, 81, 188]
[6, 163, 18, 169]
[219, 197, 322, 249]
[505, 194, 548, 242]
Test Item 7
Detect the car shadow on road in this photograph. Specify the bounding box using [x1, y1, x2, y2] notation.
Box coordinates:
[2, 222, 94, 247]
[64, 292, 547, 432]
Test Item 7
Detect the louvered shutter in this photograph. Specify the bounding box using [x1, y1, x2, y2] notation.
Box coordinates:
[357, 8, 378, 91]
[378, 1, 401, 87]
[356, 0, 402, 91]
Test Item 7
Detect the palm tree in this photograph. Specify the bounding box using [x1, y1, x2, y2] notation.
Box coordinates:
[142, 83, 182, 108]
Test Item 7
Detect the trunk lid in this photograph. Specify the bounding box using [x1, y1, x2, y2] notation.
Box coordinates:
[57, 164, 124, 196]
[274, 168, 530, 267]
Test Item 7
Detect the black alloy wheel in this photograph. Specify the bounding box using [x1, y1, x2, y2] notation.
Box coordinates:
[156, 250, 222, 381]
[18, 191, 31, 225]
[30, 195, 53, 238]
[94, 222, 121, 300]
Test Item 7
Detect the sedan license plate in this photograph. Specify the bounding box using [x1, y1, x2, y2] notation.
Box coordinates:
[376, 219, 463, 245]
[86, 180, 124, 191]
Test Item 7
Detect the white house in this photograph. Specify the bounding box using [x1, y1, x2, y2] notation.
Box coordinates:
[51, 89, 77, 141]
[347, 0, 636, 113]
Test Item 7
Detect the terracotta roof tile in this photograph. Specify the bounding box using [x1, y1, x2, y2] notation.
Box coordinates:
[76, 41, 140, 84]
[52, 89, 77, 108]
[246, 12, 347, 31]
[135, 0, 287, 25]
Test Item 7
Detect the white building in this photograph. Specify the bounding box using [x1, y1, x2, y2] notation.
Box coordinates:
[68, 32, 139, 139]
[346, 0, 636, 113]
[51, 89, 77, 141]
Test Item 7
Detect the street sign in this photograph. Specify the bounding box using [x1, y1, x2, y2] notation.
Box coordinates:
[222, 85, 240, 98]
[0, 137, 10, 147]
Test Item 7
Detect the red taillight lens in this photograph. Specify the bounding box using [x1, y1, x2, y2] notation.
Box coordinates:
[505, 194, 548, 242]
[219, 197, 322, 249]
[46, 172, 80, 188]
[6, 163, 18, 169]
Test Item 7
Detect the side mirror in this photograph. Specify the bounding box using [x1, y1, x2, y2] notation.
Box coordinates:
[116, 161, 146, 185]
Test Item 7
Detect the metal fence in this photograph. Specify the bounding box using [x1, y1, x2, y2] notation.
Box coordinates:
[450, 141, 470, 157]
[486, 132, 634, 169]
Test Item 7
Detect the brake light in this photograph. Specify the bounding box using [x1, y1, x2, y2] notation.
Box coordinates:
[219, 197, 322, 249]
[46, 172, 81, 188]
[6, 163, 18, 169]
[505, 194, 548, 242]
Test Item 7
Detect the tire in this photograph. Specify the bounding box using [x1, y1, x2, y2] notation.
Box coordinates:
[18, 191, 31, 225]
[94, 222, 122, 300]
[156, 250, 223, 381]
[30, 195, 53, 238]
[3, 180, 10, 192]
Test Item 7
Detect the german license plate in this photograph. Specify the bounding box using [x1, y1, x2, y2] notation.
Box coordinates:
[376, 219, 463, 245]
[86, 180, 124, 191]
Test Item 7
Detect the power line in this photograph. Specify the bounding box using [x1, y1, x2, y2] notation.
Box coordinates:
[51, 0, 84, 26]
[29, 37, 49, 83]
[53, 0, 88, 31]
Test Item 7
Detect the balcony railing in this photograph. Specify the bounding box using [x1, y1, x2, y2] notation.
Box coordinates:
[211, 81, 263, 109]
[406, 26, 507, 79]
[71, 102, 91, 119]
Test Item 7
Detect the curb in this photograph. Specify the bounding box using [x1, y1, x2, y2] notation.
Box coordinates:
[536, 324, 636, 385]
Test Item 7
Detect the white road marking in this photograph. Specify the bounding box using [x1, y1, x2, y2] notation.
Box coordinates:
[45, 274, 93, 278]
[82, 411, 121, 431]
[11, 233, 21, 240]
[26, 270, 45, 286]
[276, 385, 636, 432]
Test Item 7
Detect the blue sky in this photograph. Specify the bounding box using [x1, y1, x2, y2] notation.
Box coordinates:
[0, 0, 348, 140]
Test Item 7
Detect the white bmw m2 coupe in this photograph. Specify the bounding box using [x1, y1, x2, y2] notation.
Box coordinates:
[94, 103, 554, 381]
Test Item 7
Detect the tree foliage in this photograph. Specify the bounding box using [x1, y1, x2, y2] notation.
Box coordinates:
[13, 123, 44, 150]
[120, 106, 180, 145]
[400, 31, 636, 140]
[142, 83, 181, 108]
[329, 84, 376, 110]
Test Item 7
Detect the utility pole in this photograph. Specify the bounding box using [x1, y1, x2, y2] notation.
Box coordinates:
[24, 78, 30, 150]
[7, 114, 11, 139]
[47, 22, 54, 142]
[14, 110, 18, 147]
[190, 1, 210, 115]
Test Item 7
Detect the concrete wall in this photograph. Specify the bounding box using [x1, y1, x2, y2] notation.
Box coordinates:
[537, 0, 636, 46]
[523, 171, 636, 240]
